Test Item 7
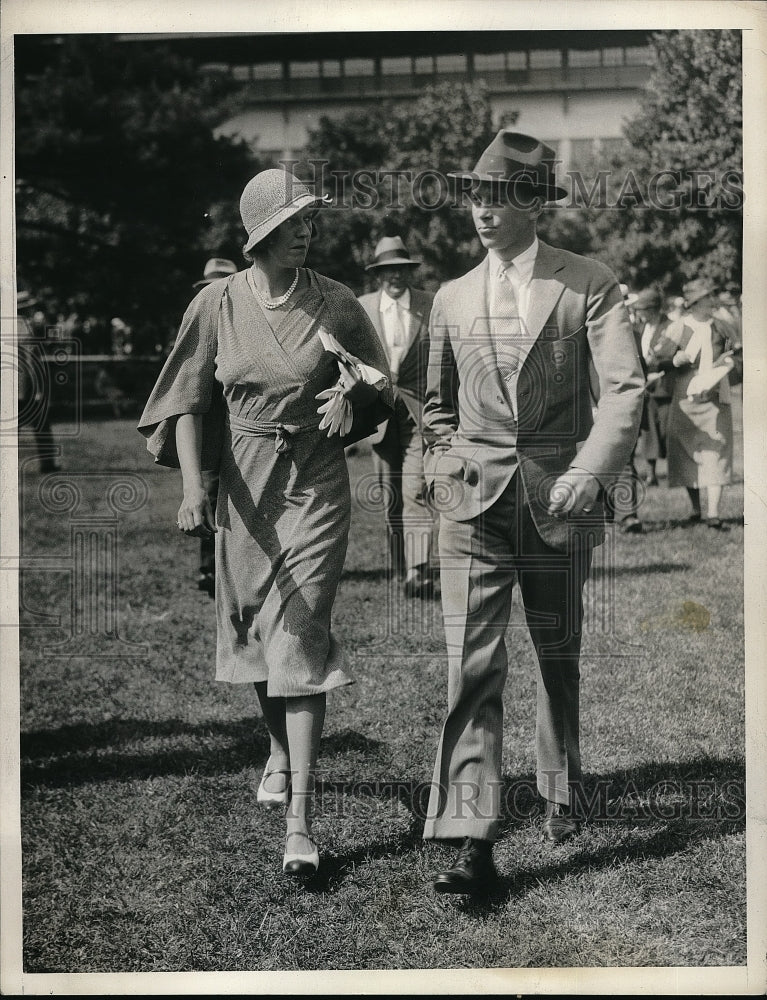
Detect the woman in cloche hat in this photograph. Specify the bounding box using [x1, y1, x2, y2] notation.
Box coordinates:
[653, 277, 742, 529]
[139, 169, 393, 877]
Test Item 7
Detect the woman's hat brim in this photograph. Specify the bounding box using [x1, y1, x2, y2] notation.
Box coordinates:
[447, 170, 568, 202]
[243, 192, 331, 254]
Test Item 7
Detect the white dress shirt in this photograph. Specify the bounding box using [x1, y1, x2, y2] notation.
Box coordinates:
[488, 236, 539, 335]
[379, 287, 412, 376]
[487, 238, 539, 417]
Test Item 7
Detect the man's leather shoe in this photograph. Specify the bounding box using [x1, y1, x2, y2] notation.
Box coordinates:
[542, 801, 579, 844]
[433, 837, 497, 894]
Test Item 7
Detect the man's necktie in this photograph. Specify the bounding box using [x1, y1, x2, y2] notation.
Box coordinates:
[492, 267, 524, 417]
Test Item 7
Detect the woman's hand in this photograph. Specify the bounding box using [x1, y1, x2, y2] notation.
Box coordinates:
[673, 350, 692, 368]
[177, 484, 217, 537]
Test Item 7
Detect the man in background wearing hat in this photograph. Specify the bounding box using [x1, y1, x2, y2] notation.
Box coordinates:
[634, 286, 673, 487]
[190, 257, 238, 596]
[358, 236, 435, 597]
[421, 130, 644, 894]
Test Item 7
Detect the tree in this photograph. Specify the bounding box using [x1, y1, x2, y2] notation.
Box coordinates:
[302, 82, 503, 293]
[539, 29, 743, 293]
[15, 35, 258, 349]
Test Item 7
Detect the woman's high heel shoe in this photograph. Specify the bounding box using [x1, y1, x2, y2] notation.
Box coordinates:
[282, 831, 319, 876]
[256, 759, 291, 806]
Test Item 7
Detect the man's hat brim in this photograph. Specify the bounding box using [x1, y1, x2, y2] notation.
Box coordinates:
[447, 170, 568, 202]
[365, 256, 421, 271]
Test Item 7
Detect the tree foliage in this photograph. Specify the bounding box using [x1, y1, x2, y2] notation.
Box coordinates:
[303, 83, 503, 293]
[540, 29, 743, 293]
[15, 35, 258, 347]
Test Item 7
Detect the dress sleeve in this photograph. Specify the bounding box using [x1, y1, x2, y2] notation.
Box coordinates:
[137, 282, 224, 469]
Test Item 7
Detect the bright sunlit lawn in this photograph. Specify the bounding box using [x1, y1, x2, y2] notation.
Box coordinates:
[17, 400, 746, 973]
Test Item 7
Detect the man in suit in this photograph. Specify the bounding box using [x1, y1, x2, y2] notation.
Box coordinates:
[634, 286, 673, 487]
[358, 236, 435, 597]
[421, 131, 645, 893]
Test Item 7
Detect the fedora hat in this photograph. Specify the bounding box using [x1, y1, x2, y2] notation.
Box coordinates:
[633, 287, 663, 312]
[365, 236, 421, 271]
[240, 168, 331, 254]
[448, 130, 567, 201]
[683, 278, 717, 308]
[193, 257, 237, 288]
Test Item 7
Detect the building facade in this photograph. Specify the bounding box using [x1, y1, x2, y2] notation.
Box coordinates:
[118, 30, 654, 171]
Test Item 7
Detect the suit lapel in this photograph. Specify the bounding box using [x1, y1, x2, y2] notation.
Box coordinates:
[525, 241, 567, 342]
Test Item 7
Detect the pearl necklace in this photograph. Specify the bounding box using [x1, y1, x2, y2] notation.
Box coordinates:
[250, 267, 299, 310]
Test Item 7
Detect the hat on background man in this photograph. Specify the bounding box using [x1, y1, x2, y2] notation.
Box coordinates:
[683, 278, 717, 309]
[448, 130, 567, 202]
[193, 258, 238, 288]
[633, 287, 663, 312]
[365, 236, 422, 271]
[17, 289, 38, 311]
[239, 168, 331, 254]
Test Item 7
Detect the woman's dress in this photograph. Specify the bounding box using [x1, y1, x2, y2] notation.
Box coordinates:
[138, 269, 392, 696]
[658, 315, 736, 489]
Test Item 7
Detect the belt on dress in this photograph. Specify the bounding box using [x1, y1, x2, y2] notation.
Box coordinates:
[227, 413, 321, 455]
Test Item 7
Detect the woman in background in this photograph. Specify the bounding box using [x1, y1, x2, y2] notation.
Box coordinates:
[655, 278, 742, 529]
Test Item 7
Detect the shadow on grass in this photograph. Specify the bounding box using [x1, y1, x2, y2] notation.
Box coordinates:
[590, 561, 692, 577]
[308, 754, 744, 896]
[20, 721, 388, 789]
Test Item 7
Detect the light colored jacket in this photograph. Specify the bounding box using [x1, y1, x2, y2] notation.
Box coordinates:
[422, 241, 645, 550]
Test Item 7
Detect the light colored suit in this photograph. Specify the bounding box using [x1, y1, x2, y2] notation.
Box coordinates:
[422, 240, 644, 840]
[358, 287, 435, 576]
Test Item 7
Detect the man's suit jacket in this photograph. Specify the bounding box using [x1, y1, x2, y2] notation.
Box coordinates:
[422, 241, 645, 551]
[358, 287, 433, 443]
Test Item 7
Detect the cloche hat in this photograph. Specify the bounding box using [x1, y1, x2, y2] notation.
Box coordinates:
[240, 168, 331, 254]
[193, 257, 238, 288]
[365, 235, 422, 271]
[448, 130, 567, 201]
[683, 278, 717, 308]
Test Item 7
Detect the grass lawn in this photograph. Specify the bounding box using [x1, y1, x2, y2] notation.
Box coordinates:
[15, 403, 746, 976]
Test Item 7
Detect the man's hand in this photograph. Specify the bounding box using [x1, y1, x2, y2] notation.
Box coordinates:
[547, 467, 600, 519]
[177, 485, 217, 537]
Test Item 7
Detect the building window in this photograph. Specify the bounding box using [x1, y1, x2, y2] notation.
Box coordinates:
[232, 65, 252, 81]
[253, 62, 283, 80]
[598, 137, 629, 160]
[345, 58, 375, 76]
[436, 53, 467, 73]
[322, 60, 342, 78]
[568, 49, 601, 67]
[570, 138, 596, 169]
[290, 61, 320, 79]
[474, 52, 506, 72]
[381, 56, 411, 75]
[602, 47, 624, 66]
[529, 49, 562, 69]
[625, 45, 652, 65]
[414, 55, 435, 74]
